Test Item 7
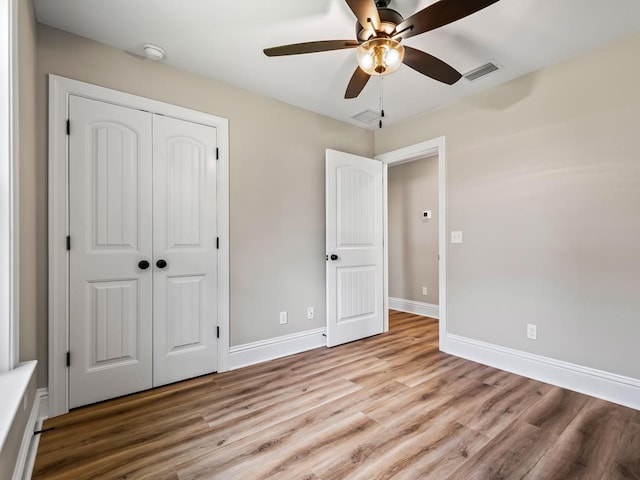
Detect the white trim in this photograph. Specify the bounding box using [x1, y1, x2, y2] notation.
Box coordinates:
[47, 75, 231, 417]
[388, 297, 439, 319]
[0, 361, 36, 452]
[443, 333, 640, 410]
[0, 0, 18, 372]
[382, 164, 389, 332]
[19, 388, 47, 480]
[229, 328, 327, 370]
[376, 136, 447, 344]
[13, 388, 46, 480]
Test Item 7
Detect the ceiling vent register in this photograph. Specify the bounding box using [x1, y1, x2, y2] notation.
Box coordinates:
[463, 62, 499, 81]
[351, 109, 382, 124]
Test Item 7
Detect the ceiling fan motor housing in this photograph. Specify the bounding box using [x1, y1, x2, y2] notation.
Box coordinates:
[356, 7, 404, 42]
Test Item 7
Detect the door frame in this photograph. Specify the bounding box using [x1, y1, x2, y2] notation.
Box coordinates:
[48, 75, 230, 417]
[376, 136, 447, 345]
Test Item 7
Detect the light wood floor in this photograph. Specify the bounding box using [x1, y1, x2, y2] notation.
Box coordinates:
[34, 311, 640, 479]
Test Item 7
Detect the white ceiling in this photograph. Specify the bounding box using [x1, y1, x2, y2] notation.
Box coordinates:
[34, 0, 640, 129]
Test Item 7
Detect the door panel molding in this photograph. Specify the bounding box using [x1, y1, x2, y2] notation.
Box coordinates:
[48, 75, 230, 417]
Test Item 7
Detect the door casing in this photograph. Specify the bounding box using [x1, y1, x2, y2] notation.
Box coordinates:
[48, 75, 230, 417]
[376, 137, 447, 345]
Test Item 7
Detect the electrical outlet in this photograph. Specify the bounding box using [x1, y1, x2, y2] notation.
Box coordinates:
[451, 231, 463, 244]
[279, 311, 288, 325]
[307, 306, 314, 320]
[421, 286, 428, 296]
[527, 324, 537, 340]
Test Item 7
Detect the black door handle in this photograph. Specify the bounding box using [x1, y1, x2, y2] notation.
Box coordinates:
[156, 259, 168, 269]
[138, 260, 150, 270]
[330, 254, 339, 261]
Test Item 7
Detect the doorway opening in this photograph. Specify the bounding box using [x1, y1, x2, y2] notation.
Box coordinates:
[387, 154, 440, 320]
[377, 137, 447, 346]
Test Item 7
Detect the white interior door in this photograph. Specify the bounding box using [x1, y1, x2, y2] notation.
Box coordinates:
[326, 149, 384, 347]
[68, 96, 153, 408]
[152, 114, 218, 386]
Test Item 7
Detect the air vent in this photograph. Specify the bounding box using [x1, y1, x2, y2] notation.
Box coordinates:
[351, 109, 382, 124]
[463, 62, 499, 81]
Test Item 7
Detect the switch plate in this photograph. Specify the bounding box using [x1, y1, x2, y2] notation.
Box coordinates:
[307, 306, 314, 320]
[422, 210, 432, 220]
[527, 324, 537, 340]
[451, 231, 463, 244]
[421, 286, 428, 296]
[279, 311, 288, 325]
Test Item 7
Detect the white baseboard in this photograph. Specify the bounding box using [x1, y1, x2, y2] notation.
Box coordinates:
[442, 333, 640, 411]
[229, 328, 326, 370]
[389, 297, 439, 319]
[13, 388, 47, 480]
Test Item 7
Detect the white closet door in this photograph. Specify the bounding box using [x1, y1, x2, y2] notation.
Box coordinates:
[68, 96, 153, 408]
[152, 114, 218, 386]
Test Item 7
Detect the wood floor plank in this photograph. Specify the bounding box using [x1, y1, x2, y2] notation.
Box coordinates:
[177, 413, 382, 480]
[610, 421, 640, 480]
[446, 420, 559, 480]
[32, 311, 640, 480]
[522, 398, 632, 480]
[457, 376, 551, 438]
[522, 386, 590, 435]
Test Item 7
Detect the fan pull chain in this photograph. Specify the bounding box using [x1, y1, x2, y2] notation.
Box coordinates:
[379, 77, 385, 129]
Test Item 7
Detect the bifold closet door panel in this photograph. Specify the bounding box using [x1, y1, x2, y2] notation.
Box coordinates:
[152, 114, 219, 387]
[68, 95, 154, 408]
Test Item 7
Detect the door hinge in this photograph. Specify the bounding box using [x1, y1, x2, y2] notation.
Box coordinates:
[66, 119, 70, 135]
[66, 236, 71, 251]
[216, 326, 220, 338]
[216, 147, 219, 160]
[66, 351, 70, 367]
[216, 237, 219, 249]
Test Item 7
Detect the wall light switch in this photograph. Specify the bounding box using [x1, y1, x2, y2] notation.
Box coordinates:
[279, 311, 288, 325]
[451, 231, 463, 244]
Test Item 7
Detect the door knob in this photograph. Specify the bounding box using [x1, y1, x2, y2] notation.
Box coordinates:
[138, 260, 150, 270]
[330, 254, 339, 261]
[156, 259, 168, 269]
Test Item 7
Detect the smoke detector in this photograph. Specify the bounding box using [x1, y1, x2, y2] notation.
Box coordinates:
[143, 44, 166, 61]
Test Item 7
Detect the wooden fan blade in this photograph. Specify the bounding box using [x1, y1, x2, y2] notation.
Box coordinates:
[402, 46, 462, 85]
[396, 0, 500, 39]
[345, 67, 371, 99]
[345, 0, 381, 31]
[264, 40, 359, 56]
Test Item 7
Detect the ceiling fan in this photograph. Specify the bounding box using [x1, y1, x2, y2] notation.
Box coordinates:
[264, 0, 500, 99]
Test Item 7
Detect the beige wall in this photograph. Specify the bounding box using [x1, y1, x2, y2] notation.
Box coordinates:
[30, 25, 373, 387]
[27, 20, 640, 388]
[388, 156, 439, 304]
[18, 0, 39, 367]
[376, 31, 640, 380]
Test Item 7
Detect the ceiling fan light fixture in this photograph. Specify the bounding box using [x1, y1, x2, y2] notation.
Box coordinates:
[356, 38, 404, 76]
